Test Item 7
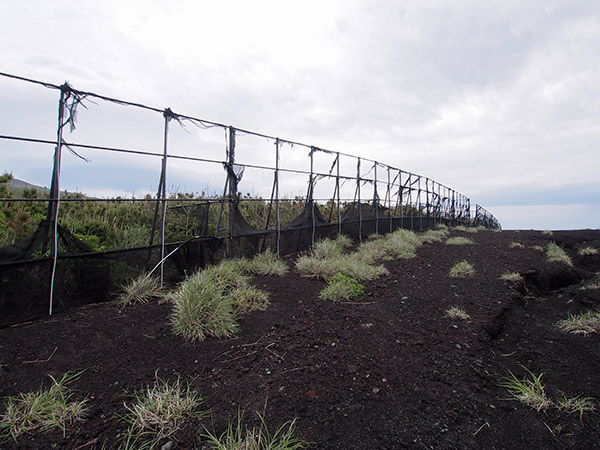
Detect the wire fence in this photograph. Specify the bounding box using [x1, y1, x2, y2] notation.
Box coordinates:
[0, 72, 500, 325]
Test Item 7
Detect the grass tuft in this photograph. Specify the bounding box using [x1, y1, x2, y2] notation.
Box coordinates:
[201, 411, 309, 450]
[446, 236, 475, 246]
[169, 271, 238, 342]
[557, 392, 597, 420]
[556, 310, 600, 336]
[578, 246, 599, 256]
[449, 260, 475, 278]
[319, 273, 365, 301]
[546, 242, 573, 266]
[444, 306, 470, 320]
[312, 235, 352, 259]
[420, 228, 449, 243]
[230, 285, 270, 314]
[0, 371, 88, 442]
[499, 366, 553, 412]
[296, 255, 388, 281]
[248, 249, 289, 276]
[500, 272, 524, 284]
[120, 374, 205, 447]
[118, 274, 165, 306]
[509, 242, 525, 249]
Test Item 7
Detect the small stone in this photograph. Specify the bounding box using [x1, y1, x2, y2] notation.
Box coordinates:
[304, 389, 317, 399]
[372, 387, 380, 394]
[161, 442, 174, 450]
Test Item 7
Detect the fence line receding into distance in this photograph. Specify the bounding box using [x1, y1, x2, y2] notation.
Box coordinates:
[0, 72, 501, 323]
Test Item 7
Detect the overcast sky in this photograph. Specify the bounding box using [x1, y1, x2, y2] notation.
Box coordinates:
[1, 0, 599, 229]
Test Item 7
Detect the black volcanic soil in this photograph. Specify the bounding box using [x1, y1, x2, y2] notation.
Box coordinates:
[1, 229, 599, 449]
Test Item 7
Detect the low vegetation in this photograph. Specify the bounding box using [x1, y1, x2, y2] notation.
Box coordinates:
[578, 246, 598, 256]
[500, 272, 524, 284]
[201, 411, 309, 450]
[0, 372, 88, 442]
[120, 375, 205, 448]
[444, 306, 470, 320]
[509, 242, 525, 249]
[500, 367, 553, 412]
[445, 236, 475, 246]
[319, 273, 365, 302]
[500, 366, 597, 420]
[449, 261, 475, 278]
[546, 242, 573, 266]
[556, 311, 600, 336]
[169, 271, 239, 342]
[557, 393, 597, 420]
[118, 274, 165, 306]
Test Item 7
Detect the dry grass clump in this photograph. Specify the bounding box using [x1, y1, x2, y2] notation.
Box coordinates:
[578, 246, 599, 256]
[248, 249, 289, 276]
[546, 242, 573, 266]
[500, 367, 553, 412]
[0, 372, 88, 442]
[452, 225, 468, 232]
[420, 228, 449, 243]
[118, 274, 165, 305]
[446, 236, 475, 246]
[296, 255, 388, 281]
[531, 245, 545, 252]
[354, 229, 422, 262]
[581, 276, 600, 290]
[312, 235, 352, 259]
[509, 242, 525, 249]
[449, 260, 475, 278]
[298, 230, 422, 281]
[556, 311, 600, 336]
[465, 227, 479, 234]
[444, 306, 470, 320]
[542, 230, 554, 236]
[120, 374, 205, 448]
[500, 272, 524, 284]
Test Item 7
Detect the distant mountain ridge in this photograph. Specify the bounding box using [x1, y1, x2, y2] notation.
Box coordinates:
[8, 178, 51, 195]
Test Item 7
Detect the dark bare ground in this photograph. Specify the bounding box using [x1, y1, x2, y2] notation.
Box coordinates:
[1, 229, 599, 449]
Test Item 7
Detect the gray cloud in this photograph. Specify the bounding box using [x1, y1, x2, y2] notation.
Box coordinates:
[1, 0, 599, 229]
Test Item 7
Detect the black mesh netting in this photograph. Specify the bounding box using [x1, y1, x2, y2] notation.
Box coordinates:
[0, 202, 444, 327]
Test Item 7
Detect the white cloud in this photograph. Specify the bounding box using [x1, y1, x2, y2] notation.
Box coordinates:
[1, 0, 599, 229]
